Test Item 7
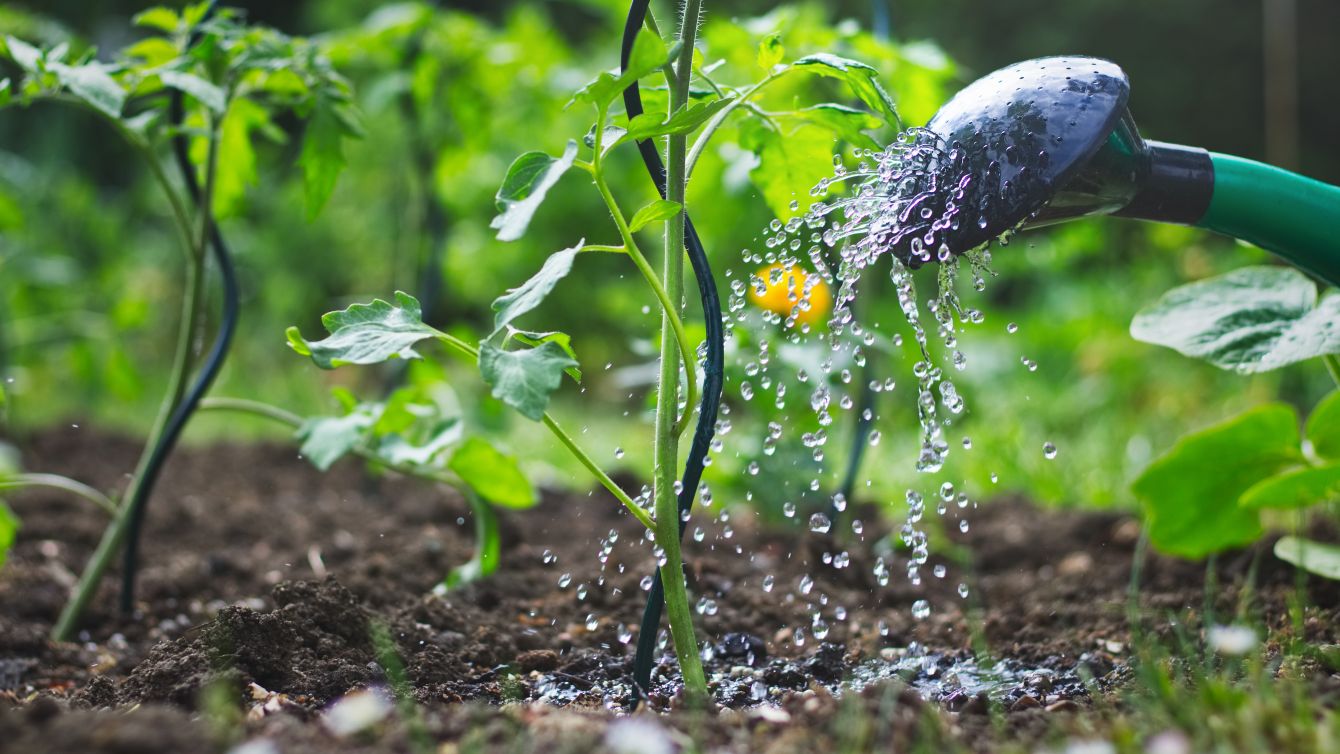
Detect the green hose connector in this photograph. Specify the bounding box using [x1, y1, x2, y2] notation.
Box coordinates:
[1199, 153, 1340, 288]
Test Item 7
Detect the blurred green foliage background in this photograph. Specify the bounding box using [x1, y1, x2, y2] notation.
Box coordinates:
[0, 0, 1334, 519]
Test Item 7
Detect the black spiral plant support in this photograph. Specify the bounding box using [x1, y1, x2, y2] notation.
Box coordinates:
[120, 0, 240, 613]
[621, 0, 726, 697]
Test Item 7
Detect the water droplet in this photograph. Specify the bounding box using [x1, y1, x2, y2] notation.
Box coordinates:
[809, 512, 832, 533]
[911, 600, 931, 620]
[1043, 441, 1058, 460]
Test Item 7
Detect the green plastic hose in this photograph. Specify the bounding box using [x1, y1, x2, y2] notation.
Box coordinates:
[1200, 154, 1340, 287]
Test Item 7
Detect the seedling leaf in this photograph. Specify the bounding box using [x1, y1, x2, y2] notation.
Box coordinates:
[628, 199, 682, 233]
[569, 28, 670, 110]
[288, 291, 437, 369]
[490, 141, 577, 242]
[1132, 403, 1302, 558]
[1307, 390, 1340, 461]
[1240, 463, 1340, 510]
[793, 53, 901, 129]
[1275, 536, 1340, 581]
[511, 330, 581, 381]
[449, 437, 537, 509]
[1131, 266, 1340, 373]
[790, 103, 883, 151]
[624, 99, 732, 142]
[298, 408, 377, 471]
[491, 242, 583, 335]
[377, 420, 463, 467]
[479, 341, 577, 421]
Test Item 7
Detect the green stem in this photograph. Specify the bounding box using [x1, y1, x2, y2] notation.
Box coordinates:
[0, 473, 117, 516]
[444, 490, 501, 589]
[685, 68, 789, 180]
[590, 113, 699, 436]
[51, 116, 219, 643]
[1324, 354, 1340, 388]
[655, 0, 708, 703]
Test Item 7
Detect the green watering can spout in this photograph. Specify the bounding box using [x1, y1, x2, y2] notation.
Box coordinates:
[919, 55, 1340, 287]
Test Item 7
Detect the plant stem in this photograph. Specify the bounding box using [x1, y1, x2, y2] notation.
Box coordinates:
[654, 0, 708, 703]
[0, 473, 117, 516]
[685, 69, 788, 180]
[51, 117, 218, 642]
[590, 111, 699, 435]
[1324, 354, 1340, 388]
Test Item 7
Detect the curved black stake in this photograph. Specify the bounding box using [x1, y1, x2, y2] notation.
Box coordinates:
[121, 1, 239, 614]
[620, 0, 726, 699]
[835, 356, 877, 522]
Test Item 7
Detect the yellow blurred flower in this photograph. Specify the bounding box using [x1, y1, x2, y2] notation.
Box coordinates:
[748, 263, 832, 328]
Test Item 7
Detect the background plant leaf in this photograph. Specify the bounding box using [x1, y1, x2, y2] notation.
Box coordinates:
[0, 500, 17, 570]
[1240, 464, 1340, 510]
[1307, 390, 1340, 461]
[49, 62, 125, 119]
[1130, 266, 1340, 373]
[1131, 403, 1303, 558]
[1275, 536, 1340, 581]
[449, 437, 536, 509]
[288, 291, 437, 369]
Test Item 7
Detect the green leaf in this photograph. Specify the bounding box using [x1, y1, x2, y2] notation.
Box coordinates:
[288, 291, 438, 369]
[793, 53, 901, 129]
[491, 242, 582, 336]
[1130, 266, 1340, 373]
[449, 437, 537, 509]
[628, 199, 682, 233]
[376, 420, 463, 467]
[624, 98, 732, 142]
[133, 7, 181, 33]
[298, 97, 352, 219]
[758, 33, 784, 70]
[1275, 536, 1340, 580]
[790, 103, 883, 151]
[49, 62, 125, 119]
[569, 28, 671, 110]
[211, 98, 272, 219]
[1240, 464, 1340, 510]
[479, 341, 577, 421]
[511, 330, 581, 381]
[740, 118, 838, 219]
[1307, 390, 1340, 461]
[0, 499, 16, 571]
[298, 407, 376, 471]
[490, 141, 577, 242]
[0, 79, 10, 109]
[159, 70, 226, 113]
[3, 36, 42, 73]
[1131, 403, 1303, 559]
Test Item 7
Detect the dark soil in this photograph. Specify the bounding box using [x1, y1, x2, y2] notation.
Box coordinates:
[2, 427, 1338, 753]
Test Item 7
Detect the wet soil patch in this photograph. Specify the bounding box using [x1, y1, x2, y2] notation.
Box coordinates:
[2, 427, 1339, 752]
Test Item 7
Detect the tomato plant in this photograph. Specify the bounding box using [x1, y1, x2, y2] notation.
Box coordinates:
[285, 0, 923, 700]
[0, 2, 359, 640]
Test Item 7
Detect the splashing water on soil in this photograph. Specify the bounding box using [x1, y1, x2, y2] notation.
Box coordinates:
[727, 128, 1042, 625]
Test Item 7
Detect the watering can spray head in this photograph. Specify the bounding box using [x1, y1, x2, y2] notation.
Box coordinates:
[897, 55, 1340, 287]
